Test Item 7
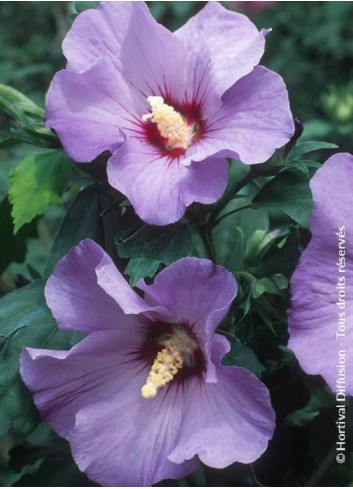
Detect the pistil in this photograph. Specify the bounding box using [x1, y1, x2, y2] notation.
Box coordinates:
[141, 325, 198, 399]
[141, 344, 183, 399]
[142, 96, 194, 150]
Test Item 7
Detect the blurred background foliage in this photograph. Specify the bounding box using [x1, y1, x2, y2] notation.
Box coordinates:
[1, 1, 353, 487]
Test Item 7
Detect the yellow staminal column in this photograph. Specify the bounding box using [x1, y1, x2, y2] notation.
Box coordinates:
[141, 343, 184, 399]
[142, 96, 194, 150]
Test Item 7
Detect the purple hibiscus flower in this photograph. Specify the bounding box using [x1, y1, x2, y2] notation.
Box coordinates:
[288, 153, 353, 395]
[21, 239, 275, 486]
[46, 1, 294, 225]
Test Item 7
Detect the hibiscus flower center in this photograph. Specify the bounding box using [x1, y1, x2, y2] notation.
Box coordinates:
[141, 324, 199, 399]
[142, 96, 196, 151]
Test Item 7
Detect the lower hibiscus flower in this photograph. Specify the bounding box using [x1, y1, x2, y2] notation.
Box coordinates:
[21, 239, 275, 486]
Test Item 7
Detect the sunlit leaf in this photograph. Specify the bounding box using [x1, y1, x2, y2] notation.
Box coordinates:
[9, 150, 73, 233]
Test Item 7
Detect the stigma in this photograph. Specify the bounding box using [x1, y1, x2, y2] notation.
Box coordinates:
[142, 96, 194, 150]
[141, 325, 198, 399]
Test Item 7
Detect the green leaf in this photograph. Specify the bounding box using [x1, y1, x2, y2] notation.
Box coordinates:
[253, 148, 286, 176]
[46, 184, 103, 274]
[245, 229, 278, 266]
[45, 183, 123, 276]
[116, 223, 193, 285]
[251, 295, 282, 335]
[212, 224, 244, 273]
[8, 437, 95, 487]
[284, 387, 335, 428]
[124, 257, 160, 286]
[0, 281, 73, 436]
[222, 337, 265, 377]
[288, 158, 321, 175]
[9, 150, 73, 233]
[256, 226, 301, 278]
[253, 170, 313, 228]
[287, 160, 310, 177]
[289, 140, 338, 160]
[212, 199, 269, 273]
[0, 197, 37, 275]
[251, 275, 288, 299]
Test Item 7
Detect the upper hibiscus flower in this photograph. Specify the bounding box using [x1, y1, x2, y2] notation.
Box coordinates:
[21, 239, 275, 487]
[288, 153, 353, 395]
[46, 1, 294, 225]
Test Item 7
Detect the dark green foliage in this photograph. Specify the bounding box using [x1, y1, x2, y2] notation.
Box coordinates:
[0, 197, 37, 276]
[0, 281, 74, 437]
[116, 222, 194, 285]
[222, 337, 265, 377]
[253, 169, 313, 228]
[5, 426, 98, 487]
[45, 183, 123, 276]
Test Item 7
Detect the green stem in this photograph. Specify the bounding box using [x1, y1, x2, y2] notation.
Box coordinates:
[209, 167, 257, 224]
[213, 203, 252, 227]
[233, 169, 257, 194]
[201, 226, 217, 263]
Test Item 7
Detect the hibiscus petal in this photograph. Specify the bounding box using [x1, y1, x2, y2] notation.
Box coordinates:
[288, 154, 353, 394]
[168, 345, 275, 467]
[138, 257, 236, 333]
[186, 66, 294, 165]
[63, 1, 187, 100]
[107, 141, 184, 225]
[95, 244, 170, 319]
[20, 328, 147, 438]
[68, 379, 200, 486]
[138, 258, 237, 381]
[175, 1, 266, 96]
[107, 140, 227, 226]
[45, 239, 152, 333]
[180, 157, 228, 206]
[45, 57, 146, 163]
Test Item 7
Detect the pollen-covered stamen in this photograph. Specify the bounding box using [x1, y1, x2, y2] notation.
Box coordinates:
[142, 96, 194, 150]
[141, 325, 198, 399]
[141, 345, 183, 399]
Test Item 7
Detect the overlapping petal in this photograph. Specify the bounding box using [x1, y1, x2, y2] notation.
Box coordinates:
[180, 156, 229, 207]
[108, 140, 228, 225]
[138, 257, 237, 336]
[138, 257, 237, 380]
[45, 239, 159, 334]
[288, 153, 353, 394]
